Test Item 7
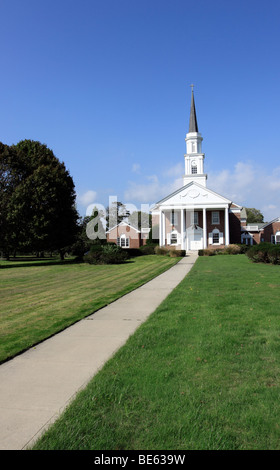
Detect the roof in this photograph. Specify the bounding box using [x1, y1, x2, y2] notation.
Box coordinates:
[262, 217, 280, 229]
[189, 89, 199, 133]
[151, 181, 234, 208]
[106, 221, 140, 234]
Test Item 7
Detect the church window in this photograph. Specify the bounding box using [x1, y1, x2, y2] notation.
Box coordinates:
[191, 165, 197, 174]
[209, 228, 223, 245]
[212, 211, 220, 224]
[170, 232, 177, 245]
[276, 232, 280, 244]
[212, 232, 219, 244]
[120, 234, 129, 248]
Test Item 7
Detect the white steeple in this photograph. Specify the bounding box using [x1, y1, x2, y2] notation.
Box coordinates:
[183, 86, 207, 187]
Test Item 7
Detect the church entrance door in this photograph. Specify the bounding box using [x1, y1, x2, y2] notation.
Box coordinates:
[187, 226, 203, 250]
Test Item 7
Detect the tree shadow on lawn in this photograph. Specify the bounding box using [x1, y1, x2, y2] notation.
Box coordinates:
[0, 257, 81, 269]
[0, 257, 136, 269]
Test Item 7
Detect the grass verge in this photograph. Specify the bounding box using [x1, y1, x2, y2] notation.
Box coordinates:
[32, 255, 280, 450]
[0, 255, 179, 363]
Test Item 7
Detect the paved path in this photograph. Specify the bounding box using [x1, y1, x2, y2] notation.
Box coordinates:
[0, 253, 198, 450]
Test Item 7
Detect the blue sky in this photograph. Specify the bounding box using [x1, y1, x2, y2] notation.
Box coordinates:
[1, 0, 280, 221]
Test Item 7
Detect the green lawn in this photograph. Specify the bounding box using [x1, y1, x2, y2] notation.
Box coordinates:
[32, 254, 280, 450]
[0, 255, 179, 363]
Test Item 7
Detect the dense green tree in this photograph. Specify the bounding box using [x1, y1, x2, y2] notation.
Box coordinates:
[245, 207, 264, 224]
[0, 143, 22, 258]
[0, 140, 79, 259]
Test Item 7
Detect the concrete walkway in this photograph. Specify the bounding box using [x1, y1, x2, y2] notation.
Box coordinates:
[0, 252, 198, 450]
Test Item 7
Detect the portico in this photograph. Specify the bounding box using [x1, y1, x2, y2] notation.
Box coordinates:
[157, 187, 231, 251]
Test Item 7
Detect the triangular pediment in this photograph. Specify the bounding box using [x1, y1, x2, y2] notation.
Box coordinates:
[153, 182, 233, 208]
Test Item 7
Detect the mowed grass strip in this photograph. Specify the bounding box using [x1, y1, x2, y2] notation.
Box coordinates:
[32, 255, 280, 450]
[0, 255, 179, 363]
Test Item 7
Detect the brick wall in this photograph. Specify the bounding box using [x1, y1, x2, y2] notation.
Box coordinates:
[107, 225, 142, 248]
[263, 221, 280, 243]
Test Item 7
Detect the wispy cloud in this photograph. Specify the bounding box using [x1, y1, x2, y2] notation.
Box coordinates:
[77, 190, 97, 206]
[124, 160, 280, 222]
[208, 162, 280, 222]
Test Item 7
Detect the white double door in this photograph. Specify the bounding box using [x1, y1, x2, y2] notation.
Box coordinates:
[187, 226, 203, 250]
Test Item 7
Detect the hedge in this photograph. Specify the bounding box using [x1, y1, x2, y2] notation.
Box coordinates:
[246, 242, 280, 264]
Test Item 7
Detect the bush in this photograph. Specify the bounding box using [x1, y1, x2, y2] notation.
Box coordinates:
[198, 248, 218, 256]
[169, 250, 186, 257]
[122, 248, 143, 258]
[139, 245, 156, 255]
[235, 244, 251, 254]
[224, 244, 242, 255]
[84, 244, 128, 264]
[199, 245, 241, 256]
[154, 246, 170, 255]
[246, 243, 280, 264]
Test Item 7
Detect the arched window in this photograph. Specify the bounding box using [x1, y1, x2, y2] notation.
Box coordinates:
[167, 230, 180, 246]
[209, 228, 223, 245]
[191, 161, 197, 174]
[120, 233, 129, 248]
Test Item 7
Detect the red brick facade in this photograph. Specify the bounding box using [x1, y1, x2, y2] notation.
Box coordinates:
[263, 220, 280, 244]
[107, 223, 148, 248]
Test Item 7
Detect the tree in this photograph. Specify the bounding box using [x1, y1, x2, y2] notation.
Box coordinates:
[106, 201, 130, 230]
[0, 143, 22, 258]
[128, 211, 150, 230]
[0, 140, 79, 259]
[245, 207, 264, 224]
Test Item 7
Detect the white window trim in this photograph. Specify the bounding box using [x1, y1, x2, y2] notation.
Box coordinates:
[211, 211, 220, 225]
[120, 234, 129, 248]
[209, 228, 223, 245]
[167, 230, 181, 246]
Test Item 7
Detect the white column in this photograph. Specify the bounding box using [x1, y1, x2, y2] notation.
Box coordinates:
[225, 207, 229, 245]
[159, 210, 163, 246]
[203, 208, 207, 248]
[181, 209, 185, 250]
[162, 211, 166, 246]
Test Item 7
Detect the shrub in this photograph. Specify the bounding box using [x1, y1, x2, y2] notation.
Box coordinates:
[246, 243, 280, 264]
[224, 244, 242, 255]
[199, 245, 241, 256]
[154, 246, 170, 255]
[198, 248, 217, 256]
[236, 244, 250, 254]
[84, 244, 128, 264]
[139, 245, 156, 255]
[267, 246, 280, 264]
[123, 248, 143, 258]
[169, 250, 186, 257]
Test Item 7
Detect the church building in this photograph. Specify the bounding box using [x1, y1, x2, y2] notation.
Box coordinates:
[151, 89, 243, 251]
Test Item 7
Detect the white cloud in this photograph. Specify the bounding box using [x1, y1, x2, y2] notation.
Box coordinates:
[208, 162, 280, 222]
[124, 159, 280, 222]
[77, 190, 97, 206]
[124, 169, 182, 205]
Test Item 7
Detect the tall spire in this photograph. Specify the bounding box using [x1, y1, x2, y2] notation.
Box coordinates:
[188, 86, 198, 133]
